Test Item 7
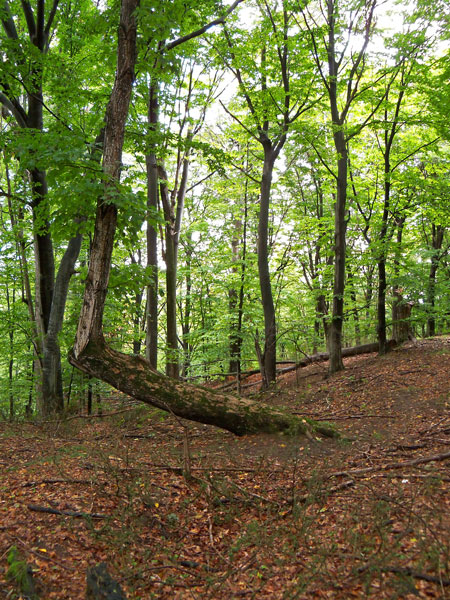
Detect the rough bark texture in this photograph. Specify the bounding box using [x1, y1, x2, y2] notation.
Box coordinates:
[392, 294, 414, 344]
[328, 134, 347, 374]
[326, 1, 347, 375]
[159, 139, 191, 379]
[73, 0, 138, 358]
[41, 232, 83, 412]
[1, 1, 86, 415]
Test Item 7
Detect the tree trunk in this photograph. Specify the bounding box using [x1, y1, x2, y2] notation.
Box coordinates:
[181, 236, 193, 378]
[73, 0, 138, 359]
[258, 146, 277, 386]
[326, 1, 348, 374]
[160, 139, 191, 379]
[229, 218, 243, 375]
[392, 294, 414, 344]
[328, 134, 347, 374]
[145, 80, 159, 368]
[391, 218, 413, 344]
[41, 232, 84, 413]
[347, 264, 361, 346]
[69, 341, 335, 437]
[427, 224, 444, 337]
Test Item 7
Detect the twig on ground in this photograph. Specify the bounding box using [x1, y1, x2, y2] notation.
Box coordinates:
[22, 479, 92, 488]
[27, 504, 108, 519]
[358, 564, 450, 586]
[329, 450, 450, 479]
[384, 566, 450, 586]
[293, 479, 355, 507]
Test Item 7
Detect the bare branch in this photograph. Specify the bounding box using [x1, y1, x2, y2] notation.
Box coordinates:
[45, 0, 60, 39]
[392, 137, 440, 172]
[165, 0, 245, 52]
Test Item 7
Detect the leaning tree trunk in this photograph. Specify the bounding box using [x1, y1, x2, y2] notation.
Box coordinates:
[70, 342, 336, 437]
[69, 0, 336, 439]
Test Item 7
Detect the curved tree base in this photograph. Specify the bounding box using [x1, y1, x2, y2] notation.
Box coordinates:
[69, 340, 338, 438]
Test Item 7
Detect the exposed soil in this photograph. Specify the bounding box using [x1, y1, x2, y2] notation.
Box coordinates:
[0, 336, 449, 599]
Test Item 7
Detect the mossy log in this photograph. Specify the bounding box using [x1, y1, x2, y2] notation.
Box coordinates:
[69, 341, 337, 438]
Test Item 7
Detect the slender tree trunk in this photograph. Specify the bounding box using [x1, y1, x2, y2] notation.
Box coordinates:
[377, 112, 393, 354]
[6, 284, 15, 421]
[87, 377, 93, 415]
[427, 224, 444, 337]
[181, 237, 193, 378]
[41, 232, 83, 413]
[229, 160, 249, 384]
[160, 138, 191, 379]
[164, 215, 179, 378]
[229, 218, 242, 375]
[258, 146, 277, 386]
[130, 250, 144, 354]
[145, 79, 159, 368]
[391, 217, 412, 343]
[328, 133, 347, 373]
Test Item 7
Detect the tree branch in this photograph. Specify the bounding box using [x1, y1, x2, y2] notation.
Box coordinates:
[165, 0, 245, 52]
[20, 0, 36, 40]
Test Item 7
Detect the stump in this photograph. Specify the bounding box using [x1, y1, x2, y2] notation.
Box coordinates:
[86, 563, 127, 600]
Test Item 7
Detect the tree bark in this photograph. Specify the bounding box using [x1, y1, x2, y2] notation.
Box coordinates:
[1, 1, 86, 415]
[258, 146, 277, 386]
[145, 79, 159, 368]
[328, 132, 347, 374]
[160, 134, 191, 379]
[427, 224, 444, 337]
[73, 0, 138, 359]
[326, 0, 347, 375]
[41, 232, 83, 412]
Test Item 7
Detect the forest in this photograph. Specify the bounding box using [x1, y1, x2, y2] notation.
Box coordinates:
[0, 0, 448, 421]
[0, 0, 449, 597]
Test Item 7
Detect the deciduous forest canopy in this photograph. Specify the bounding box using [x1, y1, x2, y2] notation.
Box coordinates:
[0, 0, 448, 424]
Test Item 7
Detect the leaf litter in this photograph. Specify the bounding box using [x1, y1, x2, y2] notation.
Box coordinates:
[0, 337, 449, 598]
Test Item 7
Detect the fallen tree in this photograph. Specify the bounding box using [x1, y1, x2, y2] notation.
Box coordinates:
[219, 340, 397, 391]
[279, 340, 397, 374]
[69, 342, 337, 437]
[68, 0, 337, 439]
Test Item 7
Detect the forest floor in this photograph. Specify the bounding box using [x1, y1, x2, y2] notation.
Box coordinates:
[0, 336, 449, 599]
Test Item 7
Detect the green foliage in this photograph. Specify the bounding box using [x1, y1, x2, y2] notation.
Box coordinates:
[0, 0, 448, 418]
[6, 545, 38, 599]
